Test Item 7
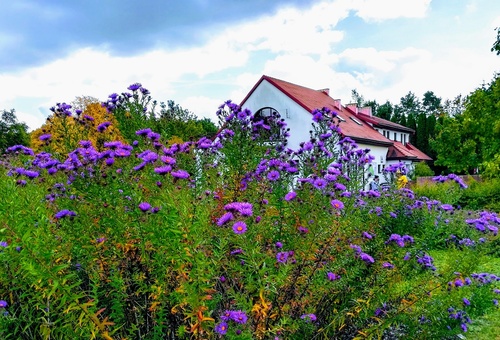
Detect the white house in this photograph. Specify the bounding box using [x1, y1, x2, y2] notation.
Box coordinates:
[240, 75, 431, 177]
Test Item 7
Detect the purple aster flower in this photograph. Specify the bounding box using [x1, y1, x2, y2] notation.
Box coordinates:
[440, 204, 454, 211]
[331, 199, 344, 210]
[404, 252, 411, 261]
[362, 231, 373, 239]
[463, 298, 471, 306]
[39, 134, 52, 141]
[0, 300, 7, 308]
[215, 322, 228, 335]
[230, 248, 243, 255]
[267, 170, 280, 181]
[128, 83, 142, 91]
[461, 323, 468, 332]
[232, 221, 247, 234]
[327, 272, 341, 281]
[154, 165, 172, 175]
[276, 251, 289, 263]
[97, 121, 111, 132]
[171, 170, 190, 179]
[217, 212, 234, 226]
[494, 299, 498, 306]
[139, 202, 151, 212]
[0, 241, 7, 248]
[298, 226, 308, 234]
[390, 212, 397, 218]
[360, 252, 375, 264]
[54, 209, 77, 219]
[284, 192, 297, 201]
[231, 310, 248, 324]
[275, 241, 283, 248]
[333, 183, 346, 191]
[382, 262, 394, 269]
[313, 178, 327, 190]
[300, 313, 317, 322]
[136, 128, 152, 136]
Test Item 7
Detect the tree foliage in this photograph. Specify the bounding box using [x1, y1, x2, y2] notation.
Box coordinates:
[30, 98, 124, 155]
[0, 109, 30, 153]
[431, 73, 500, 176]
[101, 84, 218, 145]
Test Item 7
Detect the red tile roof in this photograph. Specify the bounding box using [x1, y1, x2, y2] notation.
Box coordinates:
[387, 141, 432, 161]
[356, 113, 415, 133]
[241, 75, 393, 146]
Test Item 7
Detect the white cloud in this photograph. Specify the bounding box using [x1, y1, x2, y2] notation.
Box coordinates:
[352, 0, 431, 22]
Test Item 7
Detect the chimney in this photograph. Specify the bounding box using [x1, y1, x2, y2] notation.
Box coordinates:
[333, 99, 342, 109]
[347, 103, 358, 114]
[359, 106, 372, 116]
[318, 88, 330, 96]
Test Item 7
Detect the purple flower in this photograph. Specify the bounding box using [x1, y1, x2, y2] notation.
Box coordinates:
[463, 298, 470, 306]
[298, 226, 309, 234]
[136, 128, 152, 136]
[362, 232, 373, 239]
[232, 221, 247, 234]
[327, 272, 341, 281]
[360, 252, 375, 264]
[382, 262, 394, 269]
[0, 241, 7, 248]
[171, 170, 190, 179]
[276, 251, 289, 263]
[217, 212, 234, 226]
[275, 241, 283, 248]
[267, 170, 280, 181]
[230, 248, 243, 255]
[440, 204, 454, 211]
[97, 121, 111, 132]
[154, 165, 172, 175]
[0, 300, 7, 308]
[231, 310, 248, 324]
[461, 323, 468, 332]
[300, 313, 317, 322]
[285, 191, 297, 201]
[54, 209, 77, 219]
[330, 199, 344, 210]
[128, 83, 142, 91]
[139, 202, 151, 212]
[215, 322, 228, 335]
[39, 134, 52, 141]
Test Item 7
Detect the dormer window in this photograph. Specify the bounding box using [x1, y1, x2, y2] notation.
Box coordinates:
[350, 117, 362, 125]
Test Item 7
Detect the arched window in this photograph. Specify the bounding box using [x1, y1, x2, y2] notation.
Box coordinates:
[252, 107, 283, 142]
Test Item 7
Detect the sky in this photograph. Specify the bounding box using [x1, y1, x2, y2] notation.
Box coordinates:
[1, 0, 499, 131]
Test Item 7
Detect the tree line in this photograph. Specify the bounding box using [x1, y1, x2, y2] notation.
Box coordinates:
[351, 71, 499, 177]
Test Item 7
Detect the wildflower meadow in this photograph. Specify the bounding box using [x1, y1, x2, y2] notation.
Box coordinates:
[0, 84, 498, 339]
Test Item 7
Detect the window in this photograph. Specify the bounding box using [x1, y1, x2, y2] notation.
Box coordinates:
[253, 107, 283, 141]
[350, 116, 362, 125]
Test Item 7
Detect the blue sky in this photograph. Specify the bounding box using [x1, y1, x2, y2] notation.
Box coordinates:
[1, 0, 499, 130]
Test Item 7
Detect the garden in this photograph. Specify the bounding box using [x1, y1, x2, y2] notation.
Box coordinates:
[0, 84, 498, 339]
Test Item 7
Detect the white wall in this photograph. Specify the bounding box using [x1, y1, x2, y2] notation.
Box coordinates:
[241, 79, 316, 151]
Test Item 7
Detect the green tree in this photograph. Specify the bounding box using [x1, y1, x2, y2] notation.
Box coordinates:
[0, 109, 30, 152]
[431, 73, 500, 175]
[491, 26, 500, 55]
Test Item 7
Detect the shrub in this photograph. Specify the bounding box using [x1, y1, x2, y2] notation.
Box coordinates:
[414, 161, 434, 177]
[0, 86, 498, 339]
